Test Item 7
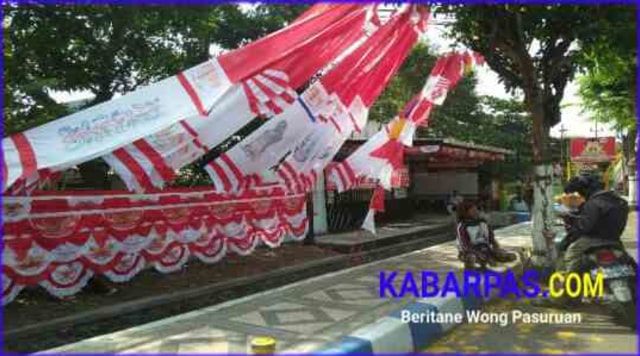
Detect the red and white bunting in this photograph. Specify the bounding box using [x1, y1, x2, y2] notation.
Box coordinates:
[269, 6, 431, 194]
[3, 5, 369, 194]
[101, 4, 375, 193]
[326, 51, 485, 193]
[206, 7, 427, 194]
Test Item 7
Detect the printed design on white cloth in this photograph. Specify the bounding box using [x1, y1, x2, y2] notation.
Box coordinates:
[57, 98, 162, 151]
[422, 75, 451, 105]
[293, 131, 323, 163]
[187, 60, 225, 93]
[28, 215, 82, 239]
[241, 121, 288, 160]
[147, 126, 192, 153]
[242, 69, 297, 117]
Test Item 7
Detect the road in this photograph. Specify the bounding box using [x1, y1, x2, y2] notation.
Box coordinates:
[424, 212, 638, 354]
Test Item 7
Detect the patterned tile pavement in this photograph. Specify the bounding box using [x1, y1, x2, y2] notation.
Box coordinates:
[41, 222, 540, 354]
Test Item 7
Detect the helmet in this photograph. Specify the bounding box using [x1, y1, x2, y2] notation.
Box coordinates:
[563, 173, 603, 199]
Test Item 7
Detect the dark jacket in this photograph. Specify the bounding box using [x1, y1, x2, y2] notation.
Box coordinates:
[566, 190, 628, 243]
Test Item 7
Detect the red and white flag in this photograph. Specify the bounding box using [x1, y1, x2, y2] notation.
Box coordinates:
[99, 4, 376, 193]
[2, 5, 369, 194]
[362, 185, 386, 234]
[206, 7, 428, 193]
[273, 6, 431, 194]
[326, 51, 484, 192]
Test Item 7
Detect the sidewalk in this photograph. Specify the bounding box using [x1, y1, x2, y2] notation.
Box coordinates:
[41, 222, 545, 354]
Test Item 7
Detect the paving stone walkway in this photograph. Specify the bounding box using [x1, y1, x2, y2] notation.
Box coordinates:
[42, 222, 544, 354]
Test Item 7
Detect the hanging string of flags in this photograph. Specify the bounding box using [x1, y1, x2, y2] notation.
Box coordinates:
[3, 4, 372, 194]
[102, 5, 383, 193]
[204, 6, 429, 194]
[325, 51, 484, 233]
[1, 3, 488, 302]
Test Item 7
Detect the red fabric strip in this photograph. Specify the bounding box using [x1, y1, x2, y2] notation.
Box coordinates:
[242, 82, 262, 117]
[133, 140, 176, 183]
[177, 72, 207, 116]
[220, 154, 244, 183]
[333, 164, 348, 191]
[12, 133, 37, 180]
[113, 148, 154, 191]
[277, 167, 294, 192]
[179, 121, 209, 151]
[342, 161, 357, 185]
[208, 161, 232, 192]
[282, 162, 302, 192]
[329, 116, 342, 133]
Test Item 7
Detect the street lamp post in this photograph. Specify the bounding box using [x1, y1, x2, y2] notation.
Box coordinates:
[559, 124, 568, 183]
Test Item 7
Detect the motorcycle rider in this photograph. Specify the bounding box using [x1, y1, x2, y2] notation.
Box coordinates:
[560, 173, 630, 274]
[534, 173, 631, 307]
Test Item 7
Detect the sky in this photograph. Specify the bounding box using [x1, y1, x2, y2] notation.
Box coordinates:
[50, 4, 616, 140]
[422, 14, 615, 139]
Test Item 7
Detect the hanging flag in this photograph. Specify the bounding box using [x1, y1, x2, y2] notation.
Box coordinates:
[2, 4, 367, 194]
[273, 6, 431, 193]
[326, 50, 484, 192]
[361, 185, 386, 234]
[206, 6, 428, 193]
[100, 4, 376, 193]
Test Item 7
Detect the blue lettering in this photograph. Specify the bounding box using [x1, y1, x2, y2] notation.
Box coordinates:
[500, 270, 521, 299]
[401, 271, 420, 297]
[521, 270, 541, 298]
[484, 270, 502, 298]
[441, 272, 462, 297]
[463, 270, 482, 298]
[379, 271, 398, 298]
[421, 271, 440, 297]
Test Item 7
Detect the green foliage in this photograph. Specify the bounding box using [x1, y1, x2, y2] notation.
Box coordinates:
[437, 4, 632, 163]
[369, 43, 532, 180]
[3, 4, 308, 136]
[369, 43, 436, 123]
[576, 9, 636, 135]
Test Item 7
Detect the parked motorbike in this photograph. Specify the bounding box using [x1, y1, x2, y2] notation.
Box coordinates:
[553, 203, 637, 329]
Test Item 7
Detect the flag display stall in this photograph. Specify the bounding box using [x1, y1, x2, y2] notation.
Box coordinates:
[205, 7, 428, 193]
[1, 4, 440, 304]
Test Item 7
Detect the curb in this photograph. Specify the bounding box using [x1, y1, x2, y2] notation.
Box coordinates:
[6, 230, 453, 343]
[315, 256, 525, 354]
[317, 224, 452, 253]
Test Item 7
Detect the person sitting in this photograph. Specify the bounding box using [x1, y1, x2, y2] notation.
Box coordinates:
[455, 201, 516, 269]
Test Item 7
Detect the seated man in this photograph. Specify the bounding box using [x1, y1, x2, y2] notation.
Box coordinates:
[560, 174, 630, 272]
[455, 201, 516, 269]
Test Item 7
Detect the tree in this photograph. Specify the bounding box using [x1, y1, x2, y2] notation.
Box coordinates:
[441, 4, 633, 268]
[3, 4, 306, 188]
[576, 9, 636, 173]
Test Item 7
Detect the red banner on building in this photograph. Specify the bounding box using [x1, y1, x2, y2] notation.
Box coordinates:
[570, 137, 616, 163]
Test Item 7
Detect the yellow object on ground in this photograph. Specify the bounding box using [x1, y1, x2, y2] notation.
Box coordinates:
[251, 337, 276, 354]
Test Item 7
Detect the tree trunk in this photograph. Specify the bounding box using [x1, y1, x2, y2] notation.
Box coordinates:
[526, 90, 557, 271]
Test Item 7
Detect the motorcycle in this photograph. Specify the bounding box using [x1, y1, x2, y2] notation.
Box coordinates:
[553, 203, 637, 329]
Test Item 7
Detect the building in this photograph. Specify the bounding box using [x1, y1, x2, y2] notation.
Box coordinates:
[318, 137, 513, 233]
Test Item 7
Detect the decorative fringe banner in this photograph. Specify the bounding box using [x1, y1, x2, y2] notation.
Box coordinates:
[2, 187, 307, 305]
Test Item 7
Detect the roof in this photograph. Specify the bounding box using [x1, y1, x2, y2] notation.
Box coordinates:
[413, 137, 514, 155]
[342, 137, 513, 155]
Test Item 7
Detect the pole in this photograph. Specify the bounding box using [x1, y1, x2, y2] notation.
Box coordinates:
[559, 125, 568, 183]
